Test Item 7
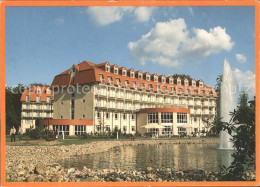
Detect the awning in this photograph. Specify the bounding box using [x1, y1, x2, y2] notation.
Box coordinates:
[178, 124, 192, 128]
[142, 124, 165, 129]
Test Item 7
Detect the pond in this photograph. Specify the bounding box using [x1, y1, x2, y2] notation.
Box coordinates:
[58, 144, 234, 172]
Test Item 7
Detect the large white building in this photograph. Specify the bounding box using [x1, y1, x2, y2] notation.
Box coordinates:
[20, 86, 54, 133]
[40, 61, 217, 136]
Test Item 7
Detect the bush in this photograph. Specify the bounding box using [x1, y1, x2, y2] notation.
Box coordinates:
[25, 126, 47, 140]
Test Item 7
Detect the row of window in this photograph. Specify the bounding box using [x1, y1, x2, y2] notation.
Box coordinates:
[147, 113, 188, 124]
[24, 112, 51, 117]
[25, 95, 51, 103]
[104, 64, 204, 87]
[96, 125, 135, 132]
[24, 104, 51, 110]
[97, 112, 135, 121]
[97, 82, 210, 96]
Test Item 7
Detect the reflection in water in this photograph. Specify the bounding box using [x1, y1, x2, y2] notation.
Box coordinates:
[59, 144, 234, 172]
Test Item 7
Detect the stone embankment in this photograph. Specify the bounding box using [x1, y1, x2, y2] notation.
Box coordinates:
[6, 138, 254, 182]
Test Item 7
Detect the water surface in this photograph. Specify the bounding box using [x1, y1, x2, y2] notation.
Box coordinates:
[59, 144, 234, 172]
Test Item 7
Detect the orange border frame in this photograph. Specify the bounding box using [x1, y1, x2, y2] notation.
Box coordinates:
[0, 0, 259, 186]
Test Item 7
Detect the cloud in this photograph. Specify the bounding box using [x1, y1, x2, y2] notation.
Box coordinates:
[86, 7, 134, 26]
[235, 53, 247, 63]
[128, 18, 234, 67]
[86, 6, 155, 26]
[134, 7, 156, 22]
[54, 18, 64, 25]
[233, 68, 255, 100]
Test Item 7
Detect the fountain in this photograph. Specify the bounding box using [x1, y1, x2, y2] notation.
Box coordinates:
[219, 59, 235, 149]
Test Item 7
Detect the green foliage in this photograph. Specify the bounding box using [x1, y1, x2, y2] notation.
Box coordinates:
[215, 75, 222, 119]
[30, 82, 50, 87]
[171, 74, 191, 79]
[5, 84, 25, 133]
[210, 116, 223, 135]
[210, 75, 222, 135]
[25, 126, 49, 140]
[221, 92, 255, 181]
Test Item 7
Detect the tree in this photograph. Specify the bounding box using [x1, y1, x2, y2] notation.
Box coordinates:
[171, 74, 191, 79]
[5, 84, 25, 133]
[221, 92, 255, 181]
[209, 75, 222, 135]
[215, 75, 222, 119]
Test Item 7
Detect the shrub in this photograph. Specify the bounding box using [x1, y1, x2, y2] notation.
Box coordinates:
[25, 126, 47, 140]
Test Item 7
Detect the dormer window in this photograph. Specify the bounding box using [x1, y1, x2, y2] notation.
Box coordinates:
[138, 73, 142, 79]
[99, 74, 104, 82]
[46, 88, 51, 94]
[199, 82, 204, 87]
[36, 96, 41, 102]
[116, 78, 121, 85]
[130, 71, 134, 78]
[133, 81, 137, 89]
[26, 95, 30, 102]
[125, 80, 129, 86]
[36, 88, 41, 93]
[177, 79, 181, 85]
[114, 68, 118, 74]
[108, 76, 112, 83]
[156, 85, 160, 91]
[106, 64, 110, 72]
[192, 81, 196, 87]
[146, 75, 150, 81]
[169, 78, 173, 84]
[122, 70, 126, 76]
[185, 80, 189, 86]
[161, 76, 166, 83]
[72, 67, 76, 73]
[154, 75, 158, 82]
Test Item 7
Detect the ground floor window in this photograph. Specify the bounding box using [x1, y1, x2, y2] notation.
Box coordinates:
[96, 125, 101, 132]
[54, 125, 69, 135]
[106, 125, 110, 132]
[162, 126, 173, 135]
[131, 126, 135, 131]
[178, 127, 186, 134]
[147, 128, 158, 135]
[75, 125, 86, 135]
[114, 125, 119, 131]
[123, 126, 127, 132]
[148, 113, 158, 123]
[161, 113, 173, 123]
[177, 113, 187, 123]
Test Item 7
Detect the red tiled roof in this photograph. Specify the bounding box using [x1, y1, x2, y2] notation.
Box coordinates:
[39, 119, 93, 126]
[20, 86, 54, 102]
[51, 61, 217, 98]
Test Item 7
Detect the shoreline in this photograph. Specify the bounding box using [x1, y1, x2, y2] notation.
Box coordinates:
[6, 138, 254, 182]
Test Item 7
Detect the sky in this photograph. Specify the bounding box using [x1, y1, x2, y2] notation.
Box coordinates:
[5, 6, 255, 99]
